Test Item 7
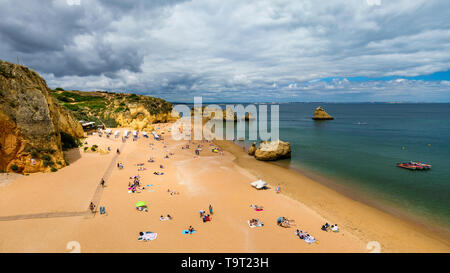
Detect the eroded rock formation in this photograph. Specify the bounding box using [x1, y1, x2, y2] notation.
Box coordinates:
[0, 60, 83, 173]
[312, 106, 334, 120]
[253, 140, 291, 161]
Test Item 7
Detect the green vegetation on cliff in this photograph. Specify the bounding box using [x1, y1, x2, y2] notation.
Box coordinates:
[60, 131, 82, 151]
[50, 90, 173, 128]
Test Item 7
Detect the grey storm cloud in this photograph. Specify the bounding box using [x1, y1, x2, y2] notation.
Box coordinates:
[0, 0, 449, 102]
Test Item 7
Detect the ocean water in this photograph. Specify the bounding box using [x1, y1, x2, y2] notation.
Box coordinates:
[227, 103, 450, 228]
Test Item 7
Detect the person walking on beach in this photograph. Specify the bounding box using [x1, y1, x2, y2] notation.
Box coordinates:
[276, 185, 281, 194]
[100, 178, 105, 187]
[89, 202, 96, 213]
[116, 148, 120, 154]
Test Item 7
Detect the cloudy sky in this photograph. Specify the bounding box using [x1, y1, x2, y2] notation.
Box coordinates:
[1, 0, 449, 102]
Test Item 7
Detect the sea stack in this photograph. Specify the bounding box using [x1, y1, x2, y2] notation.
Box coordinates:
[253, 140, 291, 161]
[0, 60, 84, 173]
[312, 106, 334, 120]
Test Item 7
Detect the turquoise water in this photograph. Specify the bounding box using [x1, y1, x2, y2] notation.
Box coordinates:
[229, 103, 450, 227]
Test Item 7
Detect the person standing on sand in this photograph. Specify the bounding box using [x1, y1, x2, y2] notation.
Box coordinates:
[276, 185, 281, 194]
[100, 178, 105, 187]
[209, 204, 213, 215]
[89, 202, 95, 213]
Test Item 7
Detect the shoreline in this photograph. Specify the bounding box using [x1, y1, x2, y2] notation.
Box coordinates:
[282, 161, 450, 240]
[214, 139, 450, 252]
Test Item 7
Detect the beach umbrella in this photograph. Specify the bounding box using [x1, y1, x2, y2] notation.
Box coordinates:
[136, 201, 147, 207]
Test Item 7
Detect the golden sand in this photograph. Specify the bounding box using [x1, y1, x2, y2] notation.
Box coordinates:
[0, 124, 448, 253]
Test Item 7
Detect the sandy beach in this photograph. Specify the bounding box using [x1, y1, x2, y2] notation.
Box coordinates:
[0, 124, 448, 253]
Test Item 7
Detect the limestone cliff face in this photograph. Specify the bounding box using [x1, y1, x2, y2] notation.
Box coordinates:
[113, 104, 178, 131]
[193, 106, 255, 121]
[51, 90, 177, 131]
[0, 60, 84, 173]
[312, 106, 334, 120]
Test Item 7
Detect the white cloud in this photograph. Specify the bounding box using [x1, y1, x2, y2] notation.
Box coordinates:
[0, 0, 449, 101]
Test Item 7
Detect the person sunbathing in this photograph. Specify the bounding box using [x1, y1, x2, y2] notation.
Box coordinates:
[331, 224, 339, 232]
[321, 222, 330, 231]
[304, 234, 316, 244]
[188, 226, 195, 234]
[250, 204, 263, 210]
[249, 219, 263, 227]
[295, 229, 302, 239]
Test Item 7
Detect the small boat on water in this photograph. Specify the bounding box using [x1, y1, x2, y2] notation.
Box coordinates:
[397, 161, 431, 170]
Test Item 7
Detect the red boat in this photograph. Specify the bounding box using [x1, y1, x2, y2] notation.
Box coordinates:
[397, 161, 431, 170]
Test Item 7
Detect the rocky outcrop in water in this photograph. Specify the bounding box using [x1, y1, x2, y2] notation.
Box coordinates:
[312, 106, 334, 120]
[0, 60, 84, 173]
[253, 140, 291, 161]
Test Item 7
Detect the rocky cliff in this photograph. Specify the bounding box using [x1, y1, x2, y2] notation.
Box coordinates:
[0, 60, 84, 173]
[51, 90, 178, 131]
[192, 106, 255, 121]
[312, 106, 334, 120]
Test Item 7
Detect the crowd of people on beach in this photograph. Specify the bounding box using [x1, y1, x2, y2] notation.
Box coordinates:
[90, 126, 341, 247]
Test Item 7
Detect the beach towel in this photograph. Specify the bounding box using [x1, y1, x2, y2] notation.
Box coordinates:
[255, 208, 263, 211]
[146, 184, 153, 187]
[138, 232, 158, 241]
[182, 229, 196, 234]
[148, 190, 155, 192]
[160, 217, 170, 221]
